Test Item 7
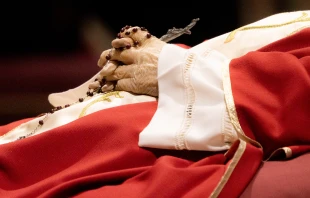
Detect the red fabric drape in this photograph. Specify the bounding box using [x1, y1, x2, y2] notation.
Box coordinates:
[1, 102, 260, 198]
[230, 28, 310, 158]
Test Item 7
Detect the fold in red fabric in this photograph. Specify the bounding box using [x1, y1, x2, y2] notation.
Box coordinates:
[0, 102, 262, 198]
[230, 28, 310, 159]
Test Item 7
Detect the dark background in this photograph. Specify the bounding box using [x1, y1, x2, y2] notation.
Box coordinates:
[0, 3, 239, 55]
[1, 1, 310, 125]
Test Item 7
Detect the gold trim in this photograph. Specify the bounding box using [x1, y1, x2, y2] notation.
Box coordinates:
[79, 91, 123, 118]
[222, 111, 238, 146]
[210, 140, 246, 198]
[288, 25, 310, 36]
[225, 12, 310, 43]
[222, 61, 261, 148]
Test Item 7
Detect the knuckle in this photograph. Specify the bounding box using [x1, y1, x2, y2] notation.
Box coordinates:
[111, 39, 121, 47]
[115, 69, 125, 79]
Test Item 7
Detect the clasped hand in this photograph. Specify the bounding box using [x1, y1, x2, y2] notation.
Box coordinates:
[88, 26, 166, 97]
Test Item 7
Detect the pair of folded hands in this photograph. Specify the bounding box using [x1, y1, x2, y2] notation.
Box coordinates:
[88, 26, 166, 97]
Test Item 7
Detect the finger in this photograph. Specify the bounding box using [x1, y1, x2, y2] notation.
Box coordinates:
[98, 60, 119, 77]
[101, 81, 114, 93]
[115, 78, 158, 96]
[120, 26, 153, 46]
[98, 48, 134, 67]
[88, 81, 101, 90]
[111, 38, 134, 49]
[105, 64, 136, 81]
[98, 49, 124, 67]
[98, 49, 111, 67]
[114, 78, 135, 93]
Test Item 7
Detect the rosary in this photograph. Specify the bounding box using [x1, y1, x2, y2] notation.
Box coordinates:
[1, 18, 199, 141]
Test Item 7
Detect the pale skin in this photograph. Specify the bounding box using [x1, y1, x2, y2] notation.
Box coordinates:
[88, 26, 166, 97]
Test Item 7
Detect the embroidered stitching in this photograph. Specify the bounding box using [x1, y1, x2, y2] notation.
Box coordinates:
[288, 25, 310, 36]
[175, 53, 196, 150]
[225, 12, 310, 43]
[79, 91, 123, 118]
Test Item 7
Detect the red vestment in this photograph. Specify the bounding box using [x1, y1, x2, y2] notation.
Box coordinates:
[0, 28, 309, 198]
[230, 28, 310, 159]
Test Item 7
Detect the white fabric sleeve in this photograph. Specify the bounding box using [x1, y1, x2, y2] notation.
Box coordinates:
[138, 44, 237, 151]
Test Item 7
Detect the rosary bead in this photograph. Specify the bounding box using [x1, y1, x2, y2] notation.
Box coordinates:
[125, 44, 131, 49]
[117, 33, 122, 38]
[125, 25, 131, 29]
[125, 31, 130, 35]
[13, 85, 121, 142]
[106, 54, 111, 60]
[18, 136, 26, 140]
[132, 28, 138, 32]
[134, 40, 139, 46]
[141, 27, 146, 31]
[120, 28, 125, 32]
[146, 33, 151, 38]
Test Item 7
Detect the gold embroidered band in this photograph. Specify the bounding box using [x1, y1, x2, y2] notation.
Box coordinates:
[225, 12, 310, 43]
